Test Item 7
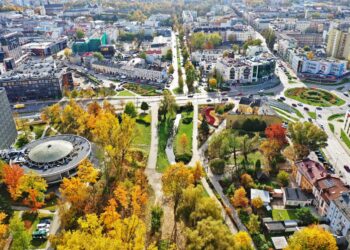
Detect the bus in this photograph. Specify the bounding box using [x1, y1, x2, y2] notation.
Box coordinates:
[13, 104, 25, 109]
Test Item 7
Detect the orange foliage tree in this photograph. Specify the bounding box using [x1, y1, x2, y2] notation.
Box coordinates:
[231, 187, 249, 208]
[265, 123, 287, 147]
[2, 165, 24, 200]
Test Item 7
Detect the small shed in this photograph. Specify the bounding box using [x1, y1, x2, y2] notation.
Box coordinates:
[251, 188, 271, 205]
[271, 236, 288, 250]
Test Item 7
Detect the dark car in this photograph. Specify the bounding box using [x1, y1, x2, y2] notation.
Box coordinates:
[188, 94, 194, 98]
[292, 103, 297, 107]
[304, 107, 309, 111]
[308, 118, 312, 122]
[344, 165, 350, 173]
[206, 99, 212, 102]
[316, 107, 322, 110]
[280, 96, 286, 101]
[222, 97, 229, 102]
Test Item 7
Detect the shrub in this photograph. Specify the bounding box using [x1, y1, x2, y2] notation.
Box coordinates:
[215, 105, 225, 115]
[175, 153, 192, 164]
[224, 103, 234, 112]
[182, 117, 193, 124]
[209, 158, 226, 175]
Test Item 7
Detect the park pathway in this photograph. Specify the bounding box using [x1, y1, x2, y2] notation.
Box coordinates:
[145, 103, 163, 203]
[189, 102, 199, 166]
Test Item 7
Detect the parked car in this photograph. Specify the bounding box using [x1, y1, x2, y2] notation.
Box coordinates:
[345, 165, 350, 173]
[298, 103, 303, 107]
[188, 94, 194, 98]
[206, 99, 212, 102]
[280, 96, 286, 101]
[292, 103, 297, 107]
[308, 118, 312, 122]
[316, 107, 322, 110]
[222, 97, 229, 102]
[304, 107, 309, 111]
[344, 92, 349, 97]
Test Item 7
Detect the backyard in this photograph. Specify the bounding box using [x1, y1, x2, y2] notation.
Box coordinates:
[272, 209, 298, 221]
[285, 87, 345, 107]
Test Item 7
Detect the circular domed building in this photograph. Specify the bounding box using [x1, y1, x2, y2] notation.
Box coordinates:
[10, 135, 91, 184]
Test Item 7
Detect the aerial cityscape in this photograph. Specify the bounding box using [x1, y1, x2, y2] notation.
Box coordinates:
[0, 0, 350, 249]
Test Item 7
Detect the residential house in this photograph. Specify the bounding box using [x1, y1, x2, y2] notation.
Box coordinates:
[282, 187, 314, 207]
[312, 175, 349, 216]
[327, 192, 350, 236]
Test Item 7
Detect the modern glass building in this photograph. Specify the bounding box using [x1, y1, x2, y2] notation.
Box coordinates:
[0, 87, 17, 149]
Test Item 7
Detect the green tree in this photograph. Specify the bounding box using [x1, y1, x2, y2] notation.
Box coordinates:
[168, 64, 174, 74]
[129, 10, 147, 22]
[261, 28, 276, 50]
[277, 170, 289, 187]
[295, 207, 318, 226]
[160, 91, 177, 121]
[93, 52, 104, 61]
[139, 51, 146, 59]
[241, 134, 259, 169]
[76, 29, 85, 39]
[288, 122, 328, 159]
[199, 119, 209, 139]
[151, 206, 163, 234]
[9, 216, 31, 250]
[140, 102, 149, 113]
[124, 102, 137, 118]
[232, 44, 240, 53]
[165, 49, 172, 61]
[246, 214, 260, 234]
[186, 217, 236, 250]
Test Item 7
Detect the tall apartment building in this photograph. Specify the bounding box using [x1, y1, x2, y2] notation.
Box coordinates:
[0, 32, 22, 61]
[0, 88, 17, 149]
[327, 22, 350, 61]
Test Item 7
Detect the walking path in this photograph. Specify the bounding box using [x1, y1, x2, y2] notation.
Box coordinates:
[189, 102, 199, 166]
[145, 103, 163, 203]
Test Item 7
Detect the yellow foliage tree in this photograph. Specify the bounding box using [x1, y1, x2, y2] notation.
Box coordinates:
[285, 225, 338, 250]
[179, 133, 189, 155]
[240, 173, 254, 188]
[192, 161, 204, 185]
[0, 213, 8, 249]
[251, 197, 263, 209]
[233, 231, 253, 250]
[231, 187, 249, 208]
[77, 160, 99, 184]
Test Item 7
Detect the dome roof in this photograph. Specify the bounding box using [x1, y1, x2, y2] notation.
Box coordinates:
[28, 140, 74, 163]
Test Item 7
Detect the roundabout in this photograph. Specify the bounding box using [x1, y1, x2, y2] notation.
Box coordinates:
[284, 87, 345, 107]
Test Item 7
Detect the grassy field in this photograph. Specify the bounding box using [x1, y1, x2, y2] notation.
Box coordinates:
[133, 114, 152, 155]
[272, 209, 298, 221]
[307, 112, 316, 119]
[272, 107, 298, 122]
[285, 88, 345, 107]
[156, 115, 174, 172]
[341, 129, 350, 150]
[117, 90, 135, 96]
[328, 113, 345, 121]
[329, 123, 335, 133]
[123, 83, 160, 96]
[173, 111, 193, 160]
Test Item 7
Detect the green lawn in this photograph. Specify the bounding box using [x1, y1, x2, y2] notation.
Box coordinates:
[156, 115, 174, 172]
[272, 107, 298, 122]
[307, 112, 316, 119]
[272, 209, 298, 221]
[341, 129, 350, 150]
[230, 150, 262, 167]
[329, 123, 335, 133]
[292, 107, 304, 118]
[133, 114, 152, 155]
[117, 90, 135, 96]
[285, 87, 345, 107]
[173, 111, 193, 161]
[328, 113, 345, 121]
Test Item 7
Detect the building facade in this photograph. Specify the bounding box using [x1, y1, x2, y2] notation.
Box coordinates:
[0, 32, 22, 61]
[327, 23, 350, 61]
[327, 192, 350, 236]
[0, 88, 17, 149]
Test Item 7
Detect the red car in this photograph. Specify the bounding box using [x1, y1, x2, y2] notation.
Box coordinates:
[344, 165, 350, 173]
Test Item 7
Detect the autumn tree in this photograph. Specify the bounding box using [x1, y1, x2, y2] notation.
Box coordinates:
[233, 231, 254, 250]
[259, 139, 281, 171]
[168, 64, 174, 74]
[277, 170, 289, 187]
[231, 187, 249, 208]
[286, 225, 337, 250]
[179, 133, 189, 155]
[18, 171, 47, 211]
[2, 164, 24, 200]
[192, 161, 204, 185]
[251, 197, 263, 210]
[241, 173, 254, 188]
[208, 78, 217, 89]
[265, 123, 287, 148]
[162, 163, 194, 239]
[283, 145, 297, 162]
[59, 177, 90, 211]
[77, 160, 99, 184]
[9, 216, 31, 250]
[185, 61, 196, 92]
[288, 122, 328, 159]
[63, 48, 72, 59]
[0, 213, 8, 249]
